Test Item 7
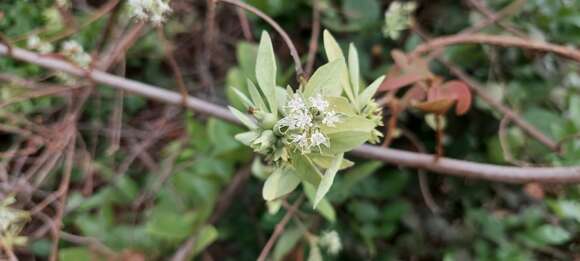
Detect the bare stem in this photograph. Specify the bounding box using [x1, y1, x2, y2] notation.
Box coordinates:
[1, 44, 580, 183]
[217, 0, 305, 80]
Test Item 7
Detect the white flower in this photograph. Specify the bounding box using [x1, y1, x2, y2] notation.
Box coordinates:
[292, 133, 309, 149]
[310, 130, 328, 148]
[287, 94, 306, 112]
[27, 35, 54, 54]
[62, 40, 83, 54]
[27, 35, 40, 49]
[60, 40, 92, 68]
[309, 94, 329, 112]
[319, 230, 342, 255]
[128, 0, 172, 25]
[322, 111, 340, 127]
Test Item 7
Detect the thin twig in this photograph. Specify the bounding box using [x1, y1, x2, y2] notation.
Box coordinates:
[304, 0, 321, 77]
[257, 196, 304, 261]
[157, 27, 189, 105]
[49, 132, 76, 261]
[411, 26, 561, 152]
[218, 0, 305, 80]
[2, 44, 580, 183]
[412, 34, 580, 62]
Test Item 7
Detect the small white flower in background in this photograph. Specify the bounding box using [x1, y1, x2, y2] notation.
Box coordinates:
[322, 111, 340, 127]
[383, 1, 417, 40]
[27, 35, 54, 54]
[309, 94, 329, 112]
[319, 230, 342, 255]
[310, 130, 328, 148]
[287, 94, 306, 112]
[128, 0, 172, 25]
[0, 197, 29, 248]
[61, 40, 92, 68]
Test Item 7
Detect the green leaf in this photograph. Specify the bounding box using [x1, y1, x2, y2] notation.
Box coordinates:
[309, 154, 354, 170]
[237, 41, 258, 80]
[193, 225, 219, 256]
[273, 227, 304, 261]
[320, 115, 375, 154]
[303, 59, 344, 97]
[357, 75, 385, 107]
[549, 200, 580, 223]
[307, 242, 323, 261]
[235, 131, 259, 146]
[291, 153, 323, 186]
[348, 43, 360, 95]
[327, 96, 357, 115]
[263, 168, 301, 201]
[323, 30, 344, 61]
[323, 30, 354, 102]
[303, 182, 336, 222]
[256, 31, 278, 116]
[314, 153, 343, 208]
[145, 210, 197, 241]
[528, 225, 571, 245]
[228, 106, 257, 129]
[248, 79, 268, 112]
[570, 95, 580, 129]
[231, 87, 254, 109]
[59, 247, 93, 261]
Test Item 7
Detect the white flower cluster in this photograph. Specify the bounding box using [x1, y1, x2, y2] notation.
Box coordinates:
[61, 40, 92, 68]
[319, 230, 342, 255]
[27, 35, 54, 54]
[0, 197, 29, 247]
[383, 1, 417, 40]
[128, 0, 172, 25]
[278, 93, 340, 153]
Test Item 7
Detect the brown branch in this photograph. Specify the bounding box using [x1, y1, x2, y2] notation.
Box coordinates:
[412, 34, 580, 62]
[217, 0, 305, 80]
[466, 0, 527, 37]
[257, 196, 304, 261]
[304, 0, 321, 77]
[411, 26, 561, 152]
[2, 44, 580, 183]
[157, 27, 189, 105]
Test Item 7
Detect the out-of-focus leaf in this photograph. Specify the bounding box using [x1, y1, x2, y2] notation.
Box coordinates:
[314, 153, 343, 208]
[303, 182, 336, 223]
[255, 31, 277, 115]
[263, 168, 301, 201]
[273, 227, 304, 261]
[59, 247, 93, 261]
[193, 225, 219, 256]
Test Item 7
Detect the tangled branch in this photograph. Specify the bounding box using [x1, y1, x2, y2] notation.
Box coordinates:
[2, 43, 579, 183]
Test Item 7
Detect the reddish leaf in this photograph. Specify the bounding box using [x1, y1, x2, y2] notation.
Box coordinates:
[428, 80, 472, 115]
[402, 85, 426, 104]
[445, 81, 472, 115]
[391, 50, 409, 67]
[414, 99, 455, 114]
[379, 73, 428, 91]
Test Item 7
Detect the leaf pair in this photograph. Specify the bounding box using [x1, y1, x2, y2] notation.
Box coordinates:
[379, 50, 472, 116]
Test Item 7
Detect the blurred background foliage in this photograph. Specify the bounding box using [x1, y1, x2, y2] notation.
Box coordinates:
[0, 0, 579, 260]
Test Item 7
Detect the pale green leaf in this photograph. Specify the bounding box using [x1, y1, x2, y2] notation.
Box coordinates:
[324, 131, 372, 154]
[59, 247, 92, 261]
[232, 87, 254, 109]
[309, 154, 354, 170]
[303, 182, 336, 222]
[256, 31, 278, 116]
[323, 30, 344, 61]
[303, 59, 344, 97]
[247, 79, 268, 112]
[228, 106, 257, 129]
[307, 243, 323, 261]
[314, 153, 343, 208]
[357, 75, 385, 107]
[327, 96, 356, 115]
[348, 43, 360, 95]
[234, 131, 259, 146]
[292, 153, 323, 186]
[263, 169, 301, 201]
[323, 30, 355, 102]
[193, 225, 219, 256]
